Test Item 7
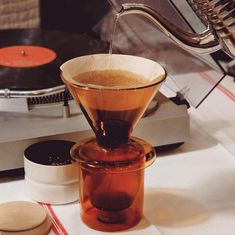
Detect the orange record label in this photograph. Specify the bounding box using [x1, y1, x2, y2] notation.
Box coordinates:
[0, 45, 57, 68]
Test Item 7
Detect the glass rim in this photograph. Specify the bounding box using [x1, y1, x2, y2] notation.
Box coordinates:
[70, 137, 156, 172]
[61, 54, 167, 91]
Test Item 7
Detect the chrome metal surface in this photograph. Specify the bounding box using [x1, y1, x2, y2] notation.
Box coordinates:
[118, 1, 235, 58]
[0, 85, 65, 98]
[187, 0, 235, 58]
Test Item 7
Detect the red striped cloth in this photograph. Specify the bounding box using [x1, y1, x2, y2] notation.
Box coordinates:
[39, 203, 69, 235]
[200, 72, 235, 103]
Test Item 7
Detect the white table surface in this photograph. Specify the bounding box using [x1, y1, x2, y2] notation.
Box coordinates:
[1, 76, 235, 235]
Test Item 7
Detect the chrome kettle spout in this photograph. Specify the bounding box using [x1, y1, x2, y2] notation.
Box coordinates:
[117, 3, 223, 56]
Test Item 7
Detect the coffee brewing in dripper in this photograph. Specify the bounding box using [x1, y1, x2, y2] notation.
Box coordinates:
[61, 54, 166, 231]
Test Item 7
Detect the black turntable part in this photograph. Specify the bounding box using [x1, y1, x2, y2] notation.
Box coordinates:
[0, 29, 108, 90]
[27, 91, 73, 106]
[0, 62, 62, 90]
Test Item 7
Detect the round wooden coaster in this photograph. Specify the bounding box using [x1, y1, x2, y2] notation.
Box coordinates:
[0, 201, 51, 234]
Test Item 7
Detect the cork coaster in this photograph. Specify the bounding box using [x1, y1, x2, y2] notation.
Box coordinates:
[0, 201, 51, 234]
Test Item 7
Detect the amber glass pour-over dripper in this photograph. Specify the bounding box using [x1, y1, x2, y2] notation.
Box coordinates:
[61, 54, 166, 232]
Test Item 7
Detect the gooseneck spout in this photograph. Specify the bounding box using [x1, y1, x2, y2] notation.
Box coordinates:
[118, 3, 221, 55]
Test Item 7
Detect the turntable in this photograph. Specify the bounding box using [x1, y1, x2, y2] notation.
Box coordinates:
[0, 29, 108, 171]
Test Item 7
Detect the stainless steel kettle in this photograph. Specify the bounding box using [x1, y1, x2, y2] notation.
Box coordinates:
[117, 0, 235, 58]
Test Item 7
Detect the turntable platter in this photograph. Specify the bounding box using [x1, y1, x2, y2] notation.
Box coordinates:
[0, 29, 108, 90]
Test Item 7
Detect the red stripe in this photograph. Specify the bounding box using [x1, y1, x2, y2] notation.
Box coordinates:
[217, 84, 235, 102]
[200, 72, 235, 102]
[51, 225, 61, 235]
[46, 204, 69, 235]
[38, 202, 69, 235]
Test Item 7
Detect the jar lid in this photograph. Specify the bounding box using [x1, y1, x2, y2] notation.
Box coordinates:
[0, 201, 52, 234]
[24, 140, 75, 166]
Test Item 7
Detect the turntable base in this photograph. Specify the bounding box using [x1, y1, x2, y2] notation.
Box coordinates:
[0, 93, 189, 172]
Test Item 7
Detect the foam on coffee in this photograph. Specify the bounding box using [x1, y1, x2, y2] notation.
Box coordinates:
[73, 70, 150, 88]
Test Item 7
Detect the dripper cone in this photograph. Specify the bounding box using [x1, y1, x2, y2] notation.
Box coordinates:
[61, 54, 166, 148]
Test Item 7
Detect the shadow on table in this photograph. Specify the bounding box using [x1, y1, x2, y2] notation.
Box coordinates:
[126, 216, 153, 232]
[144, 188, 210, 227]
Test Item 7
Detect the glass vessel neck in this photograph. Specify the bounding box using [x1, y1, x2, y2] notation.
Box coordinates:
[95, 129, 131, 149]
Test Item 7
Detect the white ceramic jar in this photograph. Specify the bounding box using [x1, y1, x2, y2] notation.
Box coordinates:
[24, 140, 79, 204]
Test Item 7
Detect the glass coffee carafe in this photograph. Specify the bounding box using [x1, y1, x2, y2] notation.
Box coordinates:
[61, 54, 166, 231]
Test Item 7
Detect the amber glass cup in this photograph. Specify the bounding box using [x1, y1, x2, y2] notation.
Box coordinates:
[61, 54, 166, 231]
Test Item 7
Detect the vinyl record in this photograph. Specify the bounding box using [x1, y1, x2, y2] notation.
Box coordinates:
[0, 29, 108, 90]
